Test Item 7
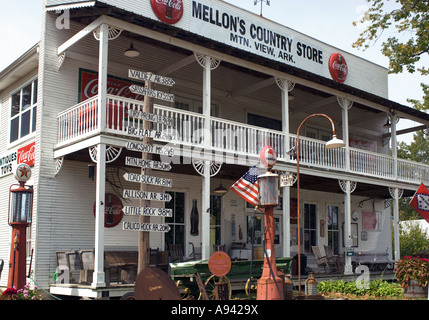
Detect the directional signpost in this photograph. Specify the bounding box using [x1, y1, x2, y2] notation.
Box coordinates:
[122, 69, 176, 246]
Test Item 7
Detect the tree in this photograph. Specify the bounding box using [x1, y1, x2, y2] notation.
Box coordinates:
[399, 221, 429, 257]
[352, 0, 429, 110]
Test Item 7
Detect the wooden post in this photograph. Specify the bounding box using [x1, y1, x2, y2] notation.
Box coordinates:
[138, 81, 153, 274]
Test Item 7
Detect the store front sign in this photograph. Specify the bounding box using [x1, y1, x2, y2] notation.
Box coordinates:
[0, 142, 36, 178]
[189, 0, 325, 77]
[329, 52, 348, 83]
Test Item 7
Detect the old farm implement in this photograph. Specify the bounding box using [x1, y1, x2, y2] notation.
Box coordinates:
[170, 256, 292, 299]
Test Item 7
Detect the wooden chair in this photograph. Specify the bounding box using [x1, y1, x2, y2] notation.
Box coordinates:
[213, 244, 226, 252]
[324, 245, 343, 273]
[311, 246, 330, 273]
[169, 244, 193, 263]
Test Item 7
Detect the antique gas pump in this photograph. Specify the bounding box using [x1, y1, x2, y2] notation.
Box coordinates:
[8, 163, 33, 290]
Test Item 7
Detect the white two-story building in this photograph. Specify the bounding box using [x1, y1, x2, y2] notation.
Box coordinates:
[1, 0, 428, 298]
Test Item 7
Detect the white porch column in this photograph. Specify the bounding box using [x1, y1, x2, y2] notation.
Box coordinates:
[92, 143, 106, 287]
[339, 180, 356, 275]
[338, 97, 353, 171]
[276, 78, 295, 257]
[390, 187, 403, 261]
[390, 113, 398, 179]
[91, 23, 109, 288]
[196, 54, 220, 259]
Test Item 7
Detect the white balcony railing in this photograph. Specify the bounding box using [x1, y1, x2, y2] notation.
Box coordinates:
[57, 95, 429, 185]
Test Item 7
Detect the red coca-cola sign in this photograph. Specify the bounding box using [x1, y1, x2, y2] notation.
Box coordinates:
[18, 141, 35, 167]
[329, 53, 348, 83]
[151, 0, 184, 24]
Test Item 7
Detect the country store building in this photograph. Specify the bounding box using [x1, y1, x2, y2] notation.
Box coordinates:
[1, 0, 429, 298]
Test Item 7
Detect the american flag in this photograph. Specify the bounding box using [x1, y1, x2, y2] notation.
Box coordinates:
[230, 166, 260, 207]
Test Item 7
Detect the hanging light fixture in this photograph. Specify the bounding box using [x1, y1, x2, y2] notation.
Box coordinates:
[214, 184, 228, 194]
[325, 134, 346, 149]
[124, 42, 140, 57]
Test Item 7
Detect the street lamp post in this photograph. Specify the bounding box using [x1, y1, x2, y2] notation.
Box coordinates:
[293, 114, 345, 296]
[8, 163, 33, 290]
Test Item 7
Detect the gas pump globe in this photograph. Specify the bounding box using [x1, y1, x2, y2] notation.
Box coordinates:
[8, 163, 33, 289]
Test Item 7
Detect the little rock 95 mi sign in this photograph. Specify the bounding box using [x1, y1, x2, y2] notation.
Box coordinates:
[151, 0, 184, 24]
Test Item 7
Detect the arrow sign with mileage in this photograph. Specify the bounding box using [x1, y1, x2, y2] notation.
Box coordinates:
[123, 189, 172, 202]
[123, 206, 173, 217]
[123, 221, 171, 233]
[123, 172, 173, 187]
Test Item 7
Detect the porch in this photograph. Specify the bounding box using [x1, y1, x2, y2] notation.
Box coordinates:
[56, 94, 429, 185]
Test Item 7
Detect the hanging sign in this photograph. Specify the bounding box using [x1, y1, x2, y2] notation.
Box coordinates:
[129, 69, 175, 87]
[127, 109, 173, 126]
[123, 221, 171, 233]
[125, 126, 173, 141]
[129, 84, 175, 103]
[123, 189, 172, 202]
[123, 206, 173, 217]
[123, 172, 173, 187]
[125, 156, 172, 171]
[125, 141, 174, 156]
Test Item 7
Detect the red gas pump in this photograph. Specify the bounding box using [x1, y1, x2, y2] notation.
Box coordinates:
[8, 163, 33, 290]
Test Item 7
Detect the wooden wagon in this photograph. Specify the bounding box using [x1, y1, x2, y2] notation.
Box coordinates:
[169, 257, 292, 299]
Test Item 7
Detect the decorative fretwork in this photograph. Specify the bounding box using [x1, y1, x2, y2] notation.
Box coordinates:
[337, 96, 353, 110]
[275, 78, 295, 93]
[93, 26, 122, 41]
[338, 180, 357, 193]
[194, 53, 221, 70]
[389, 187, 403, 200]
[89, 146, 123, 163]
[55, 157, 64, 176]
[58, 52, 66, 70]
[192, 159, 222, 177]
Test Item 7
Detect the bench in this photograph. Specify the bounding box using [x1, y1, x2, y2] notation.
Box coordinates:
[352, 251, 394, 271]
[55, 249, 168, 285]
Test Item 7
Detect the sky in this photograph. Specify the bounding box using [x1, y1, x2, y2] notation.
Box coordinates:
[0, 0, 427, 143]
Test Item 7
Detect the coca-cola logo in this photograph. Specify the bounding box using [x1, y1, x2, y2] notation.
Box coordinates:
[93, 193, 124, 228]
[329, 53, 348, 83]
[151, 0, 184, 25]
[18, 141, 36, 167]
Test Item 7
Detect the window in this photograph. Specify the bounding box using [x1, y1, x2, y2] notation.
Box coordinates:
[165, 192, 185, 251]
[327, 205, 339, 255]
[10, 79, 37, 143]
[304, 203, 317, 253]
[247, 214, 262, 245]
[210, 195, 222, 252]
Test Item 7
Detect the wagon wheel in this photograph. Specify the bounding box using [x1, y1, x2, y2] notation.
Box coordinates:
[200, 275, 231, 300]
[175, 280, 194, 300]
[245, 276, 258, 298]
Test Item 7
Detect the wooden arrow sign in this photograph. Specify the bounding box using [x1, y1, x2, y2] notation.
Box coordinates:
[127, 109, 173, 126]
[128, 69, 175, 87]
[129, 84, 175, 103]
[123, 189, 172, 202]
[125, 126, 173, 141]
[122, 221, 171, 233]
[123, 172, 173, 187]
[125, 157, 172, 171]
[125, 141, 174, 157]
[123, 206, 173, 217]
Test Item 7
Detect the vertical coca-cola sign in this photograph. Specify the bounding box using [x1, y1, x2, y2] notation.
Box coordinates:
[329, 53, 348, 83]
[151, 0, 184, 24]
[17, 141, 36, 167]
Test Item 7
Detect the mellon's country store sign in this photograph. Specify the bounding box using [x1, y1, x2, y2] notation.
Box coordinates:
[0, 141, 36, 178]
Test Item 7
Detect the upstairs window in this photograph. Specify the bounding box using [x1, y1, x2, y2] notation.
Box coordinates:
[10, 79, 37, 143]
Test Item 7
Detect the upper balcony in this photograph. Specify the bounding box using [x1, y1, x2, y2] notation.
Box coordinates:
[56, 94, 429, 186]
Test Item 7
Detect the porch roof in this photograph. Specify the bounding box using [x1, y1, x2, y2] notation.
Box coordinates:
[46, 0, 429, 125]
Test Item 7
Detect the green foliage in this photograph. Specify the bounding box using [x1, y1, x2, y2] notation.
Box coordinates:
[318, 279, 403, 297]
[353, 0, 429, 110]
[399, 222, 429, 257]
